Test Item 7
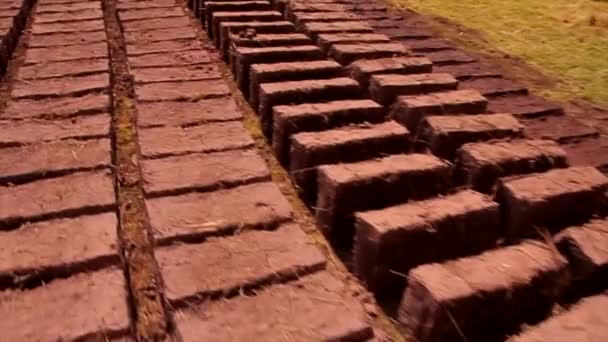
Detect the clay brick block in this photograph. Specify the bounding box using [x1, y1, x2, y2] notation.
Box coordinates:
[157, 223, 325, 303]
[347, 56, 432, 88]
[418, 113, 524, 159]
[290, 121, 410, 202]
[146, 182, 293, 243]
[234, 45, 323, 92]
[329, 42, 408, 65]
[369, 73, 458, 106]
[258, 77, 361, 136]
[292, 11, 363, 28]
[231, 32, 310, 49]
[0, 170, 116, 228]
[390, 89, 488, 130]
[0, 114, 110, 146]
[138, 121, 254, 158]
[434, 62, 501, 80]
[376, 27, 433, 40]
[3, 93, 110, 119]
[137, 97, 242, 128]
[35, 9, 102, 23]
[399, 241, 569, 341]
[17, 58, 108, 79]
[402, 38, 453, 53]
[317, 32, 390, 54]
[135, 79, 230, 102]
[302, 21, 374, 41]
[0, 138, 111, 183]
[24, 42, 108, 64]
[272, 99, 385, 165]
[521, 115, 598, 143]
[126, 39, 202, 56]
[37, 1, 99, 13]
[12, 73, 109, 99]
[205, 1, 272, 38]
[32, 19, 105, 35]
[457, 139, 568, 193]
[488, 94, 563, 118]
[286, 2, 347, 18]
[116, 0, 175, 9]
[555, 219, 608, 295]
[219, 21, 295, 57]
[355, 190, 499, 294]
[317, 153, 452, 245]
[562, 137, 608, 172]
[124, 26, 197, 44]
[0, 268, 129, 341]
[141, 149, 270, 196]
[508, 294, 608, 342]
[424, 49, 477, 65]
[118, 7, 184, 21]
[132, 65, 221, 84]
[129, 50, 212, 68]
[249, 60, 342, 111]
[0, 213, 119, 287]
[461, 77, 528, 97]
[210, 10, 281, 39]
[121, 16, 191, 31]
[27, 31, 106, 48]
[497, 166, 608, 237]
[176, 272, 374, 341]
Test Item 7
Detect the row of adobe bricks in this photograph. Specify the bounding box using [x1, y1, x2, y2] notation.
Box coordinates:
[196, 0, 608, 340]
[0, 0, 33, 73]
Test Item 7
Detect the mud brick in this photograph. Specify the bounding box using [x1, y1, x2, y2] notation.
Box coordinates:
[457, 139, 568, 193]
[488, 94, 563, 117]
[355, 190, 499, 295]
[366, 19, 403, 29]
[317, 153, 452, 246]
[369, 73, 458, 106]
[3, 93, 110, 119]
[347, 56, 432, 88]
[35, 9, 102, 24]
[146, 182, 292, 243]
[0, 268, 129, 340]
[292, 11, 364, 28]
[233, 45, 323, 92]
[423, 49, 477, 65]
[390, 90, 488, 131]
[286, 2, 347, 18]
[219, 21, 295, 57]
[126, 38, 202, 56]
[142, 149, 270, 197]
[348, 3, 387, 11]
[0, 213, 119, 287]
[522, 115, 598, 142]
[461, 77, 528, 97]
[290, 121, 410, 202]
[176, 272, 373, 341]
[418, 113, 524, 160]
[497, 166, 608, 237]
[121, 16, 191, 31]
[328, 42, 408, 65]
[399, 241, 569, 341]
[24, 42, 108, 64]
[139, 121, 253, 158]
[231, 32, 310, 49]
[401, 38, 453, 53]
[303, 21, 374, 42]
[562, 137, 608, 172]
[317, 32, 390, 54]
[249, 60, 342, 111]
[32, 19, 105, 35]
[434, 62, 502, 80]
[135, 79, 229, 102]
[376, 27, 433, 40]
[0, 170, 115, 228]
[138, 97, 241, 127]
[37, 1, 99, 12]
[0, 114, 110, 146]
[124, 26, 196, 44]
[12, 73, 109, 99]
[272, 99, 385, 165]
[27, 30, 106, 48]
[118, 7, 185, 21]
[556, 220, 608, 295]
[205, 1, 272, 37]
[116, 0, 176, 9]
[157, 223, 325, 303]
[508, 294, 608, 342]
[132, 65, 220, 84]
[129, 50, 212, 68]
[210, 10, 281, 39]
[0, 138, 111, 183]
[258, 77, 361, 136]
[18, 58, 108, 79]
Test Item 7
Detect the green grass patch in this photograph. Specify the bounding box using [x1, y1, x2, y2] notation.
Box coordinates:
[394, 0, 608, 106]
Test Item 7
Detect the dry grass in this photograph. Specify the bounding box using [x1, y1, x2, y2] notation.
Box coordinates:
[393, 0, 608, 107]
